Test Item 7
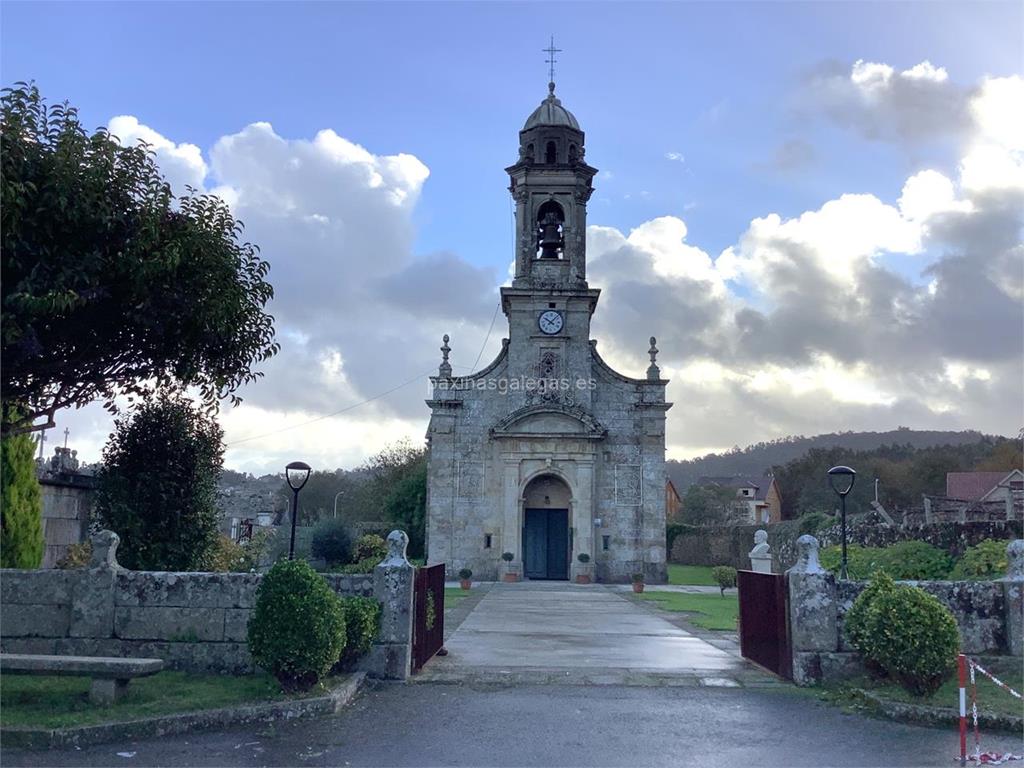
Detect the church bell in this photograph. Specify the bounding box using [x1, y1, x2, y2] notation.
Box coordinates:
[538, 212, 564, 259]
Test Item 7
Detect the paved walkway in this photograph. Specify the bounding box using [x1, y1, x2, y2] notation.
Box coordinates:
[422, 580, 765, 685]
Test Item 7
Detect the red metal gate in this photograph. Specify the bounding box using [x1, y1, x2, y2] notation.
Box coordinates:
[412, 564, 445, 672]
[738, 570, 792, 680]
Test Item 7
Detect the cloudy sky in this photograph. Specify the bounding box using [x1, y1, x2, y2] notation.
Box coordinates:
[3, 2, 1021, 474]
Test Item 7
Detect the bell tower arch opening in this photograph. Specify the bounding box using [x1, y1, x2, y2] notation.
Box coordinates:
[507, 80, 597, 287]
[521, 474, 571, 580]
[536, 200, 565, 259]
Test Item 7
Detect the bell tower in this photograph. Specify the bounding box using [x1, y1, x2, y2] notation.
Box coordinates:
[506, 80, 597, 290]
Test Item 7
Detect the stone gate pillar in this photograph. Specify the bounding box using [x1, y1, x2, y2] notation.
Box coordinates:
[785, 535, 837, 686]
[368, 530, 415, 680]
[1002, 540, 1024, 657]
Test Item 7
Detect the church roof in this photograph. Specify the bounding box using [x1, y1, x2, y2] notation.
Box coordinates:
[523, 83, 580, 130]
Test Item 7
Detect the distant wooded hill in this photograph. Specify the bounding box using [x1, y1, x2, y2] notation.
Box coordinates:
[666, 429, 996, 492]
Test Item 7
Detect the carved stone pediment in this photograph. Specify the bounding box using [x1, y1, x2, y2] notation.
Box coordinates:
[490, 404, 606, 440]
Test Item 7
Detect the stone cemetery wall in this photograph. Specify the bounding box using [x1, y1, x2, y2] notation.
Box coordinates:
[671, 518, 1022, 573]
[785, 536, 1024, 686]
[0, 529, 417, 679]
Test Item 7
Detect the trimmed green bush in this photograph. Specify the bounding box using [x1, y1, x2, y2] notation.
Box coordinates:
[950, 539, 1012, 580]
[457, 568, 472, 580]
[247, 560, 345, 692]
[850, 578, 959, 697]
[844, 571, 896, 673]
[820, 541, 952, 581]
[711, 565, 737, 596]
[0, 429, 43, 568]
[501, 551, 514, 562]
[337, 596, 381, 670]
[310, 518, 352, 567]
[577, 552, 591, 563]
[352, 534, 387, 564]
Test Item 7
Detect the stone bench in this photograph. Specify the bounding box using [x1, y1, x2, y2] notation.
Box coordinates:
[0, 653, 165, 704]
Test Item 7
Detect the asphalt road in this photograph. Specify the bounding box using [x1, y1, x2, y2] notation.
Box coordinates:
[6, 682, 1020, 767]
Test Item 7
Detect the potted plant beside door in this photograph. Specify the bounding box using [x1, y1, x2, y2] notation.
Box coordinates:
[458, 568, 473, 590]
[500, 551, 519, 582]
[631, 572, 645, 594]
[576, 553, 593, 584]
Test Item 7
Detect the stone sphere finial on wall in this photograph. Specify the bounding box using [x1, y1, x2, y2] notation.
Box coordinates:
[89, 529, 122, 570]
[1004, 540, 1024, 581]
[791, 534, 826, 575]
[382, 530, 411, 567]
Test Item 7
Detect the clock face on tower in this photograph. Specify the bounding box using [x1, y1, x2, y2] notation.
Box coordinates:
[538, 310, 564, 335]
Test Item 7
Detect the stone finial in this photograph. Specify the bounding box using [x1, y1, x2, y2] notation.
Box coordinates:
[89, 529, 122, 570]
[1004, 539, 1024, 581]
[438, 334, 452, 378]
[790, 534, 826, 575]
[381, 530, 411, 567]
[646, 336, 660, 380]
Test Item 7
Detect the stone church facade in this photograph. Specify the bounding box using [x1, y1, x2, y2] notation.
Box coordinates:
[425, 82, 671, 583]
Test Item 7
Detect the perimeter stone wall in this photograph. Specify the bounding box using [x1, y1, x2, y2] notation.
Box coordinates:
[785, 536, 1024, 686]
[0, 529, 415, 679]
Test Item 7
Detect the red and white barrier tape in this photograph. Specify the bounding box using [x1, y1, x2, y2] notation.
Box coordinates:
[957, 654, 1023, 765]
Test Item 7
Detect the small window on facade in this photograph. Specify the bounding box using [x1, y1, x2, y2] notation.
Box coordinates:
[484, 533, 493, 549]
[548, 302, 556, 309]
[602, 535, 610, 551]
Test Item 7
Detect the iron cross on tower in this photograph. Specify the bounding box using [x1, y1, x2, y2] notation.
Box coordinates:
[543, 36, 562, 84]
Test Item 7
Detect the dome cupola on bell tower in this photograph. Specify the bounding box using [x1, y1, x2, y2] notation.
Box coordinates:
[506, 75, 597, 290]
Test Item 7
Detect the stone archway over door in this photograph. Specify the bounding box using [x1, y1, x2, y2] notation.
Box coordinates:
[522, 474, 571, 580]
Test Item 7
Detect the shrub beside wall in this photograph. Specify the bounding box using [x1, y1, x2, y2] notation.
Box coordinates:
[247, 560, 346, 691]
[846, 573, 959, 696]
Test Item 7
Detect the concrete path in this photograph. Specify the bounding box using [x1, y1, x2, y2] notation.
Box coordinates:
[422, 580, 758, 684]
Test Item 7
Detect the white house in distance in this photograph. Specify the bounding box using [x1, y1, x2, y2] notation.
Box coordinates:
[697, 474, 782, 525]
[946, 470, 1024, 504]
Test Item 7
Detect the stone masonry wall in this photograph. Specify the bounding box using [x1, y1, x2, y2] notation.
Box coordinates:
[785, 536, 1024, 686]
[0, 568, 372, 674]
[0, 529, 418, 678]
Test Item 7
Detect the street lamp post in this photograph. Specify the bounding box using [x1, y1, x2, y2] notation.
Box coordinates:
[827, 465, 857, 580]
[333, 490, 345, 519]
[285, 461, 312, 560]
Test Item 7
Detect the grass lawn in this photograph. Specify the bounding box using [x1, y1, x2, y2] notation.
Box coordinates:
[444, 586, 471, 609]
[0, 671, 341, 730]
[667, 564, 718, 586]
[841, 657, 1023, 718]
[637, 591, 738, 630]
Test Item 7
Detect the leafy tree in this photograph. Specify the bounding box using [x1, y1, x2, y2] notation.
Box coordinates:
[679, 483, 738, 525]
[377, 445, 427, 558]
[1, 83, 277, 436]
[0, 424, 43, 568]
[310, 517, 353, 566]
[974, 440, 1024, 472]
[95, 392, 223, 570]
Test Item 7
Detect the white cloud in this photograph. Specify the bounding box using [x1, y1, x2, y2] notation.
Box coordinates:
[107, 115, 207, 193]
